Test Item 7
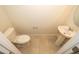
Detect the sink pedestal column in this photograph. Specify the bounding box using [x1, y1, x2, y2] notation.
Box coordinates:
[55, 34, 65, 46]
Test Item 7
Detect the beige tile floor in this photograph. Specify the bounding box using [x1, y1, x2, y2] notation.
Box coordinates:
[15, 35, 60, 54]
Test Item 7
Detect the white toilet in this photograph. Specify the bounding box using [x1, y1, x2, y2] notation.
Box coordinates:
[4, 27, 31, 44]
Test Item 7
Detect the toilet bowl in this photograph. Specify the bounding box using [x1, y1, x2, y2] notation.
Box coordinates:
[4, 27, 31, 44]
[13, 35, 30, 44]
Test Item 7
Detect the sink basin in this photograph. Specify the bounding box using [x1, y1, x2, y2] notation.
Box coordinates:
[58, 25, 76, 38]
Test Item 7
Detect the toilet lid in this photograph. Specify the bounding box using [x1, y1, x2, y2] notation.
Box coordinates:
[13, 35, 30, 44]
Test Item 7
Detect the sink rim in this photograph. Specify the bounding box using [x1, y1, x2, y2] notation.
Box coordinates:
[58, 25, 76, 38]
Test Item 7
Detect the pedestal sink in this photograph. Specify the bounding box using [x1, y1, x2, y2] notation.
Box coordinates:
[55, 25, 76, 46]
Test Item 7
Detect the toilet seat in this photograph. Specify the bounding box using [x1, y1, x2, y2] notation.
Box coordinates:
[13, 35, 30, 44]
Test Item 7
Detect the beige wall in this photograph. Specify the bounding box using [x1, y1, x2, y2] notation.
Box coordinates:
[3, 6, 73, 34]
[66, 6, 79, 32]
[0, 6, 12, 32]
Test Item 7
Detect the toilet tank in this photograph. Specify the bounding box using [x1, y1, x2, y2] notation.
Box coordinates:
[4, 27, 16, 42]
